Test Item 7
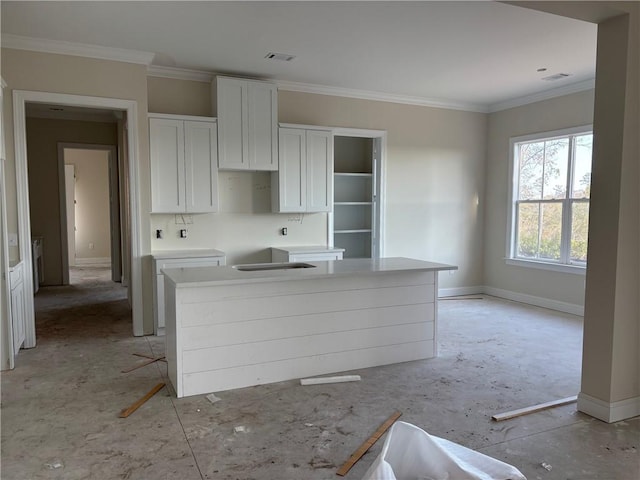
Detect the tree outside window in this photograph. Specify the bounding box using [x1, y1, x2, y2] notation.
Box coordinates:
[512, 130, 592, 266]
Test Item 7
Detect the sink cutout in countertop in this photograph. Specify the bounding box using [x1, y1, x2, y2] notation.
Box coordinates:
[233, 262, 317, 272]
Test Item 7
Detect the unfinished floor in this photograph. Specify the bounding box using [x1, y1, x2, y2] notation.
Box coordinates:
[1, 266, 638, 479]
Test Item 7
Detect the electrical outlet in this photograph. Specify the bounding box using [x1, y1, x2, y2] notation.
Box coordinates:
[179, 229, 188, 238]
[8, 233, 18, 246]
[281, 227, 287, 236]
[156, 229, 163, 239]
[89, 242, 95, 250]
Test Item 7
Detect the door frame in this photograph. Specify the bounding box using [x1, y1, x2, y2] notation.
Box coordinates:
[57, 143, 118, 285]
[330, 127, 386, 258]
[12, 90, 143, 347]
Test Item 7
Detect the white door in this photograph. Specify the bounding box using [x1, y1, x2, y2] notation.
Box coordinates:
[65, 164, 76, 267]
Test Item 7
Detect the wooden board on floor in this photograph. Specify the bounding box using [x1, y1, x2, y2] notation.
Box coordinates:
[491, 395, 577, 421]
[336, 411, 402, 476]
[119, 383, 165, 418]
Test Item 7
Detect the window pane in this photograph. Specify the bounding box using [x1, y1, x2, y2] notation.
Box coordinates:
[542, 138, 569, 200]
[517, 203, 540, 258]
[517, 142, 544, 200]
[572, 134, 593, 199]
[571, 201, 589, 262]
[539, 203, 562, 261]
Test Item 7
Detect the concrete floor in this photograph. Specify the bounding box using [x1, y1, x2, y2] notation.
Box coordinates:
[1, 266, 638, 479]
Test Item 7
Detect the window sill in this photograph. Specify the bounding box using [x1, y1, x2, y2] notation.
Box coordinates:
[505, 258, 586, 275]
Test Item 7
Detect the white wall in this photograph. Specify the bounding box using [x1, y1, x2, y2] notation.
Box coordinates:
[64, 148, 111, 262]
[484, 89, 595, 310]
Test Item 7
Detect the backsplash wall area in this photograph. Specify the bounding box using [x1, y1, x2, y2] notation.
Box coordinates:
[149, 171, 328, 264]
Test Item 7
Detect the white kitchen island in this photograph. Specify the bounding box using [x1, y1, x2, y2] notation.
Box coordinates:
[163, 257, 456, 398]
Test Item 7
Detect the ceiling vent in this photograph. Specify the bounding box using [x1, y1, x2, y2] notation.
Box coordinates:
[542, 73, 572, 81]
[265, 52, 296, 62]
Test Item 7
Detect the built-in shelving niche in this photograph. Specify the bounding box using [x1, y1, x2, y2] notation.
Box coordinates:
[332, 134, 382, 259]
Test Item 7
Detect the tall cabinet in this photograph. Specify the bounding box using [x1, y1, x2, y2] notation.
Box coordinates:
[216, 76, 278, 171]
[332, 136, 380, 259]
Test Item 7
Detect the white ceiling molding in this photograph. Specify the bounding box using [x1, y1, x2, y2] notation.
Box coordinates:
[1, 33, 154, 65]
[147, 65, 214, 83]
[276, 80, 489, 114]
[488, 79, 596, 113]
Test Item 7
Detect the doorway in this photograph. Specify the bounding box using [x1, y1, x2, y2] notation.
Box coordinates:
[11, 90, 143, 353]
[58, 144, 122, 285]
[330, 128, 386, 258]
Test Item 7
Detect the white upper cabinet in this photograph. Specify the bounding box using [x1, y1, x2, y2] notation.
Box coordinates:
[272, 126, 333, 213]
[217, 76, 278, 171]
[149, 114, 219, 213]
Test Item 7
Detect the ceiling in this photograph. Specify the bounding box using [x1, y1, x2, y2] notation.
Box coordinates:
[1, 1, 598, 112]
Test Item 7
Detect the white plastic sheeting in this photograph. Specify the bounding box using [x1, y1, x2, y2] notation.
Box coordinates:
[362, 421, 526, 480]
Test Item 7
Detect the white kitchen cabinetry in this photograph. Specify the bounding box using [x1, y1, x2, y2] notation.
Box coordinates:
[216, 76, 278, 171]
[152, 250, 226, 335]
[272, 126, 333, 213]
[271, 246, 344, 262]
[149, 114, 219, 213]
[9, 261, 26, 354]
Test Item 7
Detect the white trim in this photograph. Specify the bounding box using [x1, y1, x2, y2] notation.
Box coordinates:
[577, 393, 640, 423]
[438, 286, 484, 298]
[74, 257, 111, 266]
[507, 125, 593, 267]
[148, 112, 216, 123]
[505, 258, 586, 275]
[277, 80, 489, 113]
[279, 123, 333, 131]
[2, 34, 154, 65]
[483, 286, 584, 316]
[12, 90, 144, 341]
[488, 79, 595, 113]
[147, 65, 213, 83]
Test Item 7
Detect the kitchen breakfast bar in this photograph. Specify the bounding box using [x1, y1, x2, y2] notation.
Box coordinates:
[163, 257, 456, 398]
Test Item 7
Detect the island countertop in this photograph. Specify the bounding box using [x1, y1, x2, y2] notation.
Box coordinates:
[163, 256, 456, 287]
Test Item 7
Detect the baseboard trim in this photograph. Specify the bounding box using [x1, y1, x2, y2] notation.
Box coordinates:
[74, 257, 111, 266]
[483, 286, 584, 316]
[577, 392, 640, 423]
[438, 286, 484, 298]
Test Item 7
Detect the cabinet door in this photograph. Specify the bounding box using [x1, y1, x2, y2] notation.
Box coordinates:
[247, 81, 278, 171]
[11, 282, 25, 352]
[217, 77, 248, 170]
[276, 128, 306, 212]
[150, 118, 185, 213]
[185, 121, 219, 213]
[306, 130, 333, 212]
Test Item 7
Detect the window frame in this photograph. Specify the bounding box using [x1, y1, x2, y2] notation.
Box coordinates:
[506, 125, 592, 275]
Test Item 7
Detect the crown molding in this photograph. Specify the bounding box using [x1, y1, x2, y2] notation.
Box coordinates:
[1, 33, 154, 65]
[147, 65, 214, 83]
[276, 80, 489, 113]
[488, 79, 596, 113]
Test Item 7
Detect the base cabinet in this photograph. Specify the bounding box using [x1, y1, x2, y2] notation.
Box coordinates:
[9, 262, 26, 353]
[271, 247, 344, 263]
[152, 253, 226, 335]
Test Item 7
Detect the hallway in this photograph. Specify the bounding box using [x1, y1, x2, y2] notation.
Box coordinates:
[1, 269, 638, 479]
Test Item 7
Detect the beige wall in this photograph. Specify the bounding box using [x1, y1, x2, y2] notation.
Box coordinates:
[26, 118, 117, 284]
[279, 91, 487, 290]
[484, 89, 595, 308]
[64, 148, 111, 261]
